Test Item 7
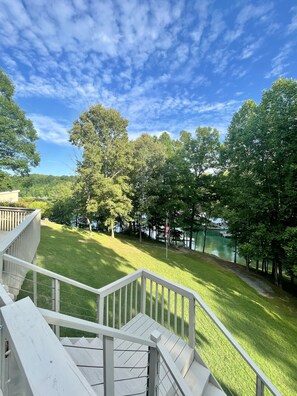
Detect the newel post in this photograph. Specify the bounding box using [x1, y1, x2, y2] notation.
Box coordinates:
[141, 273, 146, 314]
[103, 335, 115, 396]
[147, 330, 161, 396]
[0, 253, 3, 283]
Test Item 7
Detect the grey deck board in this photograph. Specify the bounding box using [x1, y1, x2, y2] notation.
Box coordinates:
[61, 313, 224, 395]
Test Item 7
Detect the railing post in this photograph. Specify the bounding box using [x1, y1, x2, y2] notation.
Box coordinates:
[52, 279, 60, 337]
[148, 330, 161, 396]
[103, 335, 114, 396]
[256, 375, 264, 396]
[97, 293, 104, 325]
[141, 274, 146, 314]
[188, 296, 195, 349]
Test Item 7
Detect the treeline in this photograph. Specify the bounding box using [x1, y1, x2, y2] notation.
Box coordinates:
[3, 78, 296, 287]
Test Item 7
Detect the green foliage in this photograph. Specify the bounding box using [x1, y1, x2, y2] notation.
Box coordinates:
[0, 69, 40, 179]
[69, 104, 133, 236]
[222, 78, 297, 282]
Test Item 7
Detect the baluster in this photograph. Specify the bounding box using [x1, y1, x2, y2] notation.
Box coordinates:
[124, 285, 128, 323]
[174, 292, 177, 334]
[155, 283, 158, 321]
[119, 288, 122, 328]
[130, 282, 133, 320]
[106, 295, 109, 326]
[112, 292, 116, 328]
[135, 280, 138, 314]
[167, 289, 171, 330]
[161, 286, 164, 325]
[103, 335, 115, 396]
[181, 296, 185, 338]
[141, 275, 146, 315]
[149, 281, 153, 318]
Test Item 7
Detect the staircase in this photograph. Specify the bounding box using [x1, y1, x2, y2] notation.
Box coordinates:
[61, 313, 225, 395]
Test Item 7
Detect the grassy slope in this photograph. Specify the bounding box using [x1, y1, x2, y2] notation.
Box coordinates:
[36, 221, 297, 396]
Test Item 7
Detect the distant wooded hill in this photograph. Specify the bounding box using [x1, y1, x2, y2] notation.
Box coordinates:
[9, 174, 76, 199]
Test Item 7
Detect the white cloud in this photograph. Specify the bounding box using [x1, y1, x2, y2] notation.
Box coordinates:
[288, 6, 297, 34]
[265, 43, 292, 79]
[29, 114, 71, 145]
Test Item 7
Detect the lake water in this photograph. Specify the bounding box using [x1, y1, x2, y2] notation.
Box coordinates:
[186, 229, 245, 265]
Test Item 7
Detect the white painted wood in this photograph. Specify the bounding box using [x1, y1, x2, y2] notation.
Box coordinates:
[40, 308, 156, 347]
[103, 335, 114, 396]
[203, 383, 226, 396]
[188, 297, 195, 349]
[157, 342, 192, 396]
[140, 275, 146, 315]
[0, 284, 14, 306]
[1, 297, 95, 395]
[184, 359, 210, 396]
[3, 254, 99, 294]
[98, 269, 142, 298]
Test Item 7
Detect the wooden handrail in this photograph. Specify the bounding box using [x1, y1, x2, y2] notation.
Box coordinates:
[40, 308, 156, 347]
[3, 254, 99, 294]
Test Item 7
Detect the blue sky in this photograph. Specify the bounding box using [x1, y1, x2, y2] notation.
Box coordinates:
[0, 0, 296, 176]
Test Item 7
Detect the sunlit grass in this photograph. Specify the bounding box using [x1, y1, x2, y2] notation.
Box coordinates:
[21, 220, 297, 396]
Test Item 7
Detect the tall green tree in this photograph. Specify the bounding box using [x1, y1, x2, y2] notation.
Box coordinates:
[0, 69, 40, 187]
[223, 78, 297, 284]
[69, 104, 132, 237]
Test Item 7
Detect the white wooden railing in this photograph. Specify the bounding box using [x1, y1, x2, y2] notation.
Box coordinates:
[0, 206, 33, 232]
[0, 208, 40, 298]
[0, 255, 281, 396]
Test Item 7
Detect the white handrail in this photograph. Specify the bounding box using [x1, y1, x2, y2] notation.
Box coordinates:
[40, 308, 156, 347]
[4, 254, 99, 294]
[98, 269, 143, 297]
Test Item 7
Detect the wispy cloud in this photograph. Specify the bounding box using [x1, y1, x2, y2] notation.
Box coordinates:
[265, 43, 292, 79]
[288, 6, 297, 34]
[29, 114, 71, 145]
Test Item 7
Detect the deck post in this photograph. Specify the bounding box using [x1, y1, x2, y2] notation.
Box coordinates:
[141, 274, 146, 314]
[148, 331, 161, 396]
[103, 335, 114, 396]
[188, 297, 195, 349]
[256, 375, 264, 396]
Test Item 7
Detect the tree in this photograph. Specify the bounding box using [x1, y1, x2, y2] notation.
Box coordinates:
[69, 104, 132, 237]
[0, 69, 39, 186]
[222, 78, 297, 284]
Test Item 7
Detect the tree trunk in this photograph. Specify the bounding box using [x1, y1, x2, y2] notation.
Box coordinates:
[256, 260, 259, 273]
[202, 224, 207, 253]
[245, 256, 250, 271]
[234, 239, 237, 264]
[139, 215, 142, 243]
[86, 217, 92, 233]
[111, 219, 114, 238]
[195, 231, 199, 251]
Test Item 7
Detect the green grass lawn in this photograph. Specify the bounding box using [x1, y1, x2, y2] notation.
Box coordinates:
[24, 221, 297, 396]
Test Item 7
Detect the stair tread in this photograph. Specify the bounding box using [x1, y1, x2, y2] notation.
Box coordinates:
[204, 383, 226, 396]
[184, 360, 210, 396]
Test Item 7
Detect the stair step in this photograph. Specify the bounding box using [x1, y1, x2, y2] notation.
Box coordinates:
[184, 360, 210, 396]
[204, 383, 226, 396]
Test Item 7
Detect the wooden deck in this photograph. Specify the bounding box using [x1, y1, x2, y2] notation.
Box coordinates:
[61, 313, 225, 395]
